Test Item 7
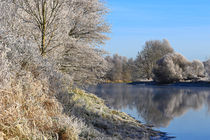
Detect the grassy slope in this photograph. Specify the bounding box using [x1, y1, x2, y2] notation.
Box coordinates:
[67, 88, 166, 140]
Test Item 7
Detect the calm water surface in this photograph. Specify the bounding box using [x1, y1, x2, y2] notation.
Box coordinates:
[87, 83, 210, 140]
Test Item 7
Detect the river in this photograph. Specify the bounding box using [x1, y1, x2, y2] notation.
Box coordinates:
[87, 82, 210, 140]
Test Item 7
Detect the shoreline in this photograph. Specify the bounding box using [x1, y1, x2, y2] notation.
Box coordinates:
[129, 80, 210, 88]
[67, 88, 172, 139]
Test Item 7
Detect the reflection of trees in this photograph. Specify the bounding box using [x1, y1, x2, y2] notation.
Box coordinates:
[87, 84, 210, 128]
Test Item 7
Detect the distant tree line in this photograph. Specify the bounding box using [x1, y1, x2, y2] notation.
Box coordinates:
[104, 39, 209, 84]
[104, 39, 174, 82]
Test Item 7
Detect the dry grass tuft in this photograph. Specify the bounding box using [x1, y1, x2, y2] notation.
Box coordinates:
[0, 80, 81, 140]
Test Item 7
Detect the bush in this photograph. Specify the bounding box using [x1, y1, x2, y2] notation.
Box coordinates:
[153, 53, 206, 83]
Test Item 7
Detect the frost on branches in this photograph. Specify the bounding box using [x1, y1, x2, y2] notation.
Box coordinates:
[2, 0, 109, 54]
[0, 0, 110, 86]
[153, 53, 206, 83]
[60, 42, 109, 85]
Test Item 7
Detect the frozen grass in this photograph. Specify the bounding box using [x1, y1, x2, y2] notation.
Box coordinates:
[0, 79, 83, 140]
[67, 88, 163, 139]
[69, 88, 144, 125]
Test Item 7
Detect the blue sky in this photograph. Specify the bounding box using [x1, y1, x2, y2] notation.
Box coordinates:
[104, 0, 210, 61]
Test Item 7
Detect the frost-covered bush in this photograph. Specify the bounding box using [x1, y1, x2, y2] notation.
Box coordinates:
[153, 53, 206, 83]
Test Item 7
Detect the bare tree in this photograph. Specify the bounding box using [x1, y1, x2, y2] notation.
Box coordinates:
[135, 39, 174, 80]
[11, 0, 68, 55]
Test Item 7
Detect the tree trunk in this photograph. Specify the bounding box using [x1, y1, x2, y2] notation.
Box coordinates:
[41, 1, 46, 56]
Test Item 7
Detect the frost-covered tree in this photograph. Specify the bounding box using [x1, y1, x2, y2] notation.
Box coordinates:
[135, 39, 174, 80]
[1, 0, 110, 85]
[2, 0, 68, 55]
[105, 54, 123, 81]
[105, 54, 134, 82]
[1, 0, 110, 56]
[67, 0, 110, 45]
[123, 58, 135, 81]
[153, 53, 206, 83]
[59, 0, 110, 85]
[189, 60, 206, 79]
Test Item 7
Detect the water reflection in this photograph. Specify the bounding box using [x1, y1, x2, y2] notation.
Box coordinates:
[87, 83, 210, 128]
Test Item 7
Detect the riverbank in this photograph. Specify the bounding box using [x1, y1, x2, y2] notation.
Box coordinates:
[67, 88, 171, 139]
